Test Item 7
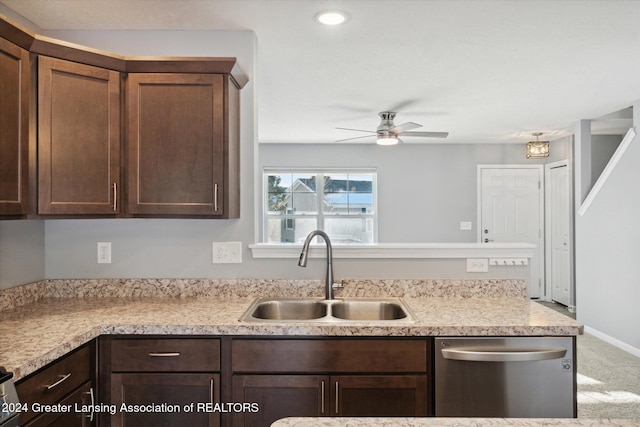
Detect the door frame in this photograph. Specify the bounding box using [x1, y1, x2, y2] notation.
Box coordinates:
[544, 159, 575, 308]
[477, 164, 545, 299]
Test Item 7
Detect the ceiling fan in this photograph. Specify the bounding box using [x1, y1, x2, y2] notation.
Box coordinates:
[336, 111, 449, 145]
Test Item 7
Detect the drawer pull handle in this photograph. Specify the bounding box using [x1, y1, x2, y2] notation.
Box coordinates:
[112, 182, 117, 211]
[84, 387, 95, 422]
[335, 381, 339, 414]
[214, 183, 219, 212]
[148, 352, 181, 357]
[320, 380, 325, 414]
[45, 373, 71, 390]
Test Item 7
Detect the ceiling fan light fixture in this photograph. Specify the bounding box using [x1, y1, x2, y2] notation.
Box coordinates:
[315, 10, 348, 26]
[526, 132, 549, 158]
[376, 136, 398, 145]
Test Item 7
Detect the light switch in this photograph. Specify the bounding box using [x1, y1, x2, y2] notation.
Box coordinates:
[97, 242, 111, 264]
[460, 221, 472, 231]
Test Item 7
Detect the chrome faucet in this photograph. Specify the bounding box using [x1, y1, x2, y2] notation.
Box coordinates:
[298, 230, 336, 300]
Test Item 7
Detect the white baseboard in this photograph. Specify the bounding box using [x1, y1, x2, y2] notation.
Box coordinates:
[584, 326, 640, 358]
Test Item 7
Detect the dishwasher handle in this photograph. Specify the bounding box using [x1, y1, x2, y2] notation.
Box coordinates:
[441, 347, 567, 362]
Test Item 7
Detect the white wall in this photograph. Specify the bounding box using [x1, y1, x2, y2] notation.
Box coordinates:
[575, 131, 640, 352]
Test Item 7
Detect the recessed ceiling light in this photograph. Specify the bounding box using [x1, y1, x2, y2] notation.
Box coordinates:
[315, 10, 348, 26]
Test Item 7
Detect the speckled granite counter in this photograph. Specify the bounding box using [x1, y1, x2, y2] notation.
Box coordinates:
[0, 278, 582, 381]
[271, 418, 640, 426]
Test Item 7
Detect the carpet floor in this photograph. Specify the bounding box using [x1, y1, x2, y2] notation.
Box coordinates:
[537, 301, 640, 418]
[576, 333, 640, 418]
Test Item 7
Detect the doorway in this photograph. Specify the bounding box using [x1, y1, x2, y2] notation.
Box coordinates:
[478, 165, 544, 298]
[545, 160, 574, 309]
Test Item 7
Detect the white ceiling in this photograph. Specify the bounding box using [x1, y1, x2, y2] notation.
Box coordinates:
[2, 0, 639, 144]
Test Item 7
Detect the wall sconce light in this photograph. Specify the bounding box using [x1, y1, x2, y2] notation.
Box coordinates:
[526, 132, 549, 158]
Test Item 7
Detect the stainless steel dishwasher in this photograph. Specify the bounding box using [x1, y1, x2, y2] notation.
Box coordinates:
[435, 337, 576, 417]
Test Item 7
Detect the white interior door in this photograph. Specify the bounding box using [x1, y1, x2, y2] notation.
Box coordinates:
[479, 166, 544, 298]
[547, 163, 571, 306]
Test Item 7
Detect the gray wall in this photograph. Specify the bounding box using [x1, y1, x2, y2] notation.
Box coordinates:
[259, 141, 570, 243]
[0, 221, 45, 290]
[43, 139, 566, 280]
[0, 25, 569, 286]
[575, 131, 640, 351]
[591, 135, 622, 186]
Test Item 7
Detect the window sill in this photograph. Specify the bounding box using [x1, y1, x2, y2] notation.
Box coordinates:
[249, 242, 536, 259]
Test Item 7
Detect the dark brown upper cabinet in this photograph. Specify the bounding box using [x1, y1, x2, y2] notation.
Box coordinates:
[1, 14, 246, 218]
[37, 56, 121, 215]
[126, 72, 241, 218]
[0, 37, 29, 217]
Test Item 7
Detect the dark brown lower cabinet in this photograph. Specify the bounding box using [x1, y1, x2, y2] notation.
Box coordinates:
[334, 375, 429, 416]
[99, 336, 431, 427]
[110, 373, 220, 427]
[232, 375, 326, 427]
[232, 374, 428, 426]
[100, 337, 222, 427]
[16, 342, 96, 427]
[230, 337, 432, 426]
[23, 382, 94, 427]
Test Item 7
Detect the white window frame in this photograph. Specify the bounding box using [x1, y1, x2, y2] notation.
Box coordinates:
[261, 167, 378, 244]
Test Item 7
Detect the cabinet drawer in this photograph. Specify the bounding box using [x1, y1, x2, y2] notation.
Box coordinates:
[22, 381, 94, 427]
[111, 338, 220, 372]
[232, 339, 428, 373]
[17, 344, 93, 424]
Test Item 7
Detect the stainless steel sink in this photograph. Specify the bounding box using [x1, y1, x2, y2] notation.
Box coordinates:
[331, 299, 409, 321]
[248, 298, 328, 320]
[239, 297, 416, 323]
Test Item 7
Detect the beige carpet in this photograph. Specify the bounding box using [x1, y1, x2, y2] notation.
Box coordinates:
[537, 301, 640, 418]
[577, 333, 640, 418]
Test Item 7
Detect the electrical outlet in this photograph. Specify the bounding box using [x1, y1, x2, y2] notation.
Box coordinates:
[97, 242, 111, 264]
[466, 258, 488, 272]
[460, 221, 473, 231]
[212, 242, 242, 264]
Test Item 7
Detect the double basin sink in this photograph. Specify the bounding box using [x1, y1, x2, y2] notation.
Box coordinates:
[240, 297, 416, 323]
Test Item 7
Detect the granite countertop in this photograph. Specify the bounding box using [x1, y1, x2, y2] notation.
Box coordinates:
[271, 417, 640, 426]
[0, 290, 582, 381]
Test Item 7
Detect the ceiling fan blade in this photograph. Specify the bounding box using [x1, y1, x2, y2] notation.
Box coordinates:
[335, 127, 377, 133]
[335, 135, 376, 143]
[387, 98, 421, 112]
[399, 131, 449, 138]
[389, 122, 422, 134]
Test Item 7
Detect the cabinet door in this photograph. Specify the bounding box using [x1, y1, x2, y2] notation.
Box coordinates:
[232, 375, 328, 427]
[38, 56, 120, 215]
[23, 382, 95, 427]
[110, 373, 219, 427]
[0, 37, 29, 216]
[332, 375, 430, 417]
[126, 73, 226, 216]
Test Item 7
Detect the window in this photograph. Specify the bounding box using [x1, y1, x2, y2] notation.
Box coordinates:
[264, 169, 377, 244]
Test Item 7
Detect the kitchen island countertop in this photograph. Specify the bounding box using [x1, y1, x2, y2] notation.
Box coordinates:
[0, 294, 582, 381]
[271, 417, 640, 426]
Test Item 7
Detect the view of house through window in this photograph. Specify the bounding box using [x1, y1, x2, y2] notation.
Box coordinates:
[265, 170, 377, 244]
